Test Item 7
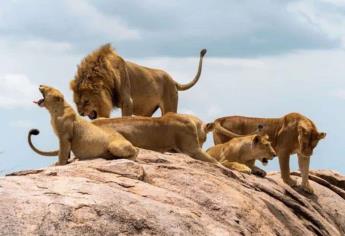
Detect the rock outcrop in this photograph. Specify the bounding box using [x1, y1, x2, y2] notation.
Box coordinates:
[1, 150, 345, 236]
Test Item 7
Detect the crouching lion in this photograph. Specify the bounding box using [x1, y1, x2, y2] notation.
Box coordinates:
[206, 133, 276, 176]
[28, 85, 138, 165]
[70, 44, 207, 119]
[211, 113, 326, 193]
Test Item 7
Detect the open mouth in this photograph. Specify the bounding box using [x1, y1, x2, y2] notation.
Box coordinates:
[88, 110, 97, 120]
[261, 158, 268, 166]
[33, 88, 45, 107]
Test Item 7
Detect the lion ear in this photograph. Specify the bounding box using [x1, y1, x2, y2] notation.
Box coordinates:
[318, 132, 326, 140]
[253, 135, 260, 145]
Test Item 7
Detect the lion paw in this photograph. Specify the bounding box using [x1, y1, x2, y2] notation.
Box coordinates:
[302, 182, 314, 194]
[284, 177, 297, 187]
[251, 168, 267, 177]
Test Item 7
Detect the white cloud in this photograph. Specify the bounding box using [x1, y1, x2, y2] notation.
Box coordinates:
[0, 74, 37, 108]
[65, 0, 140, 41]
[288, 0, 345, 47]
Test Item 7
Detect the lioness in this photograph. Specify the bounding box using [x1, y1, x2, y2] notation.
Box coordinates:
[207, 134, 276, 176]
[211, 113, 326, 193]
[28, 85, 138, 165]
[91, 113, 218, 164]
[70, 44, 207, 119]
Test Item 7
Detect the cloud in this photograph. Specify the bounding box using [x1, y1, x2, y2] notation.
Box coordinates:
[288, 0, 345, 47]
[65, 0, 140, 41]
[89, 0, 341, 57]
[0, 0, 140, 54]
[0, 0, 342, 57]
[0, 74, 37, 108]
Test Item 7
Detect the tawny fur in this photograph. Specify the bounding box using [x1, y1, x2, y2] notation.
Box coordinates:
[91, 113, 217, 164]
[210, 113, 326, 193]
[70, 44, 207, 119]
[207, 134, 276, 176]
[28, 85, 138, 165]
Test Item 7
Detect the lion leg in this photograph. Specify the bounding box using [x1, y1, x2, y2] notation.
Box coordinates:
[187, 148, 218, 164]
[221, 160, 252, 174]
[57, 138, 71, 165]
[160, 88, 178, 115]
[246, 160, 266, 177]
[278, 153, 297, 187]
[298, 154, 313, 193]
[107, 140, 138, 160]
[121, 96, 133, 117]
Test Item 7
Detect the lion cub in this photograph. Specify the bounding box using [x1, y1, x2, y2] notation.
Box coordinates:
[29, 85, 138, 165]
[207, 134, 276, 176]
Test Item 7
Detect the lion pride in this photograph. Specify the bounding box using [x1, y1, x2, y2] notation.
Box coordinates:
[210, 113, 326, 193]
[70, 44, 207, 119]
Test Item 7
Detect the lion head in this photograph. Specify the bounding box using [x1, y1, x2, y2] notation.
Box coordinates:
[70, 44, 124, 119]
[297, 120, 326, 157]
[34, 85, 65, 113]
[251, 134, 276, 166]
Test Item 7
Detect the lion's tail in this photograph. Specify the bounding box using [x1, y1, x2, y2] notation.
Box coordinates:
[175, 48, 207, 91]
[204, 122, 215, 134]
[213, 122, 264, 139]
[28, 129, 59, 156]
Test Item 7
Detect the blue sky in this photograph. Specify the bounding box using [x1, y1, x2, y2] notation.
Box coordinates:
[0, 0, 344, 174]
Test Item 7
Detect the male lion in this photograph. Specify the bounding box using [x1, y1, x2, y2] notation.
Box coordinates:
[28, 85, 138, 165]
[207, 133, 276, 176]
[70, 44, 207, 119]
[210, 113, 326, 193]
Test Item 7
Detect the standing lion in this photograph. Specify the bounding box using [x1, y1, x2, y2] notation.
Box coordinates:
[70, 44, 207, 119]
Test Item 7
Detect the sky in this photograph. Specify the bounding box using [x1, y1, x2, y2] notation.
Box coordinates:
[0, 0, 344, 175]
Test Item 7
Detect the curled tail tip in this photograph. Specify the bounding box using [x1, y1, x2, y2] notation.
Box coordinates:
[29, 129, 40, 135]
[200, 48, 207, 57]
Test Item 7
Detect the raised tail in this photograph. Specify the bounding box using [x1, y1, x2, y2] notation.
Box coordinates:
[28, 129, 59, 156]
[175, 48, 207, 91]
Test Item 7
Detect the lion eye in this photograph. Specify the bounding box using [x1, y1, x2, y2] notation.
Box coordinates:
[84, 100, 90, 106]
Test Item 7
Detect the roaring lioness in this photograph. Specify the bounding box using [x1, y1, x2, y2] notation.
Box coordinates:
[211, 113, 326, 193]
[28, 85, 138, 165]
[70, 44, 207, 119]
[207, 134, 276, 176]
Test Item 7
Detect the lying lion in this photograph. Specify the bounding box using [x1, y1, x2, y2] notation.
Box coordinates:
[210, 113, 326, 193]
[28, 85, 138, 165]
[91, 113, 218, 164]
[207, 133, 276, 176]
[70, 44, 207, 119]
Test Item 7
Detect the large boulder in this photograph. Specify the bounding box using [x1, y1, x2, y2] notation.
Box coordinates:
[0, 149, 344, 236]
